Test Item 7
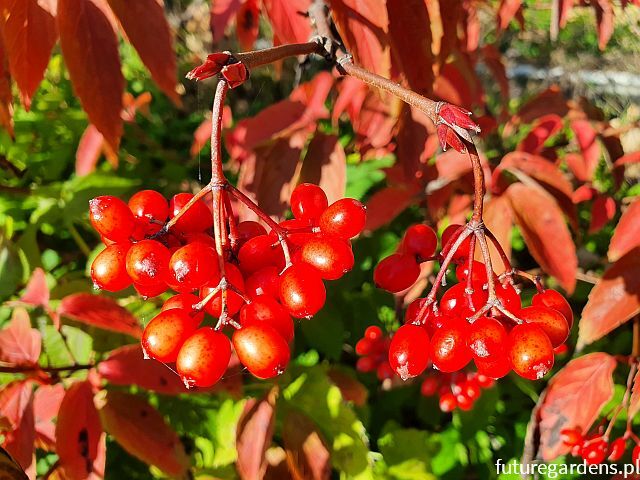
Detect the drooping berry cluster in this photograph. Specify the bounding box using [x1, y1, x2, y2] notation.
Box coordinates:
[561, 427, 639, 465]
[88, 183, 366, 387]
[374, 223, 573, 382]
[354, 326, 393, 381]
[420, 371, 494, 412]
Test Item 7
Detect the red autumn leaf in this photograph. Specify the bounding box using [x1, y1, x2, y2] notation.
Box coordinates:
[97, 344, 188, 395]
[298, 133, 347, 205]
[386, 0, 433, 95]
[463, 2, 480, 52]
[504, 86, 568, 137]
[1, 386, 35, 476]
[570, 119, 600, 181]
[506, 183, 577, 293]
[0, 308, 41, 366]
[235, 0, 260, 50]
[33, 384, 65, 450]
[327, 368, 368, 406]
[0, 381, 33, 431]
[262, 0, 311, 45]
[558, 0, 574, 28]
[537, 353, 616, 461]
[288, 71, 334, 121]
[497, 0, 522, 30]
[283, 410, 331, 480]
[516, 114, 563, 154]
[190, 105, 232, 158]
[106, 0, 179, 105]
[433, 60, 482, 109]
[57, 0, 124, 150]
[396, 105, 438, 180]
[236, 388, 277, 480]
[588, 194, 616, 233]
[364, 185, 419, 232]
[608, 199, 640, 262]
[351, 92, 396, 154]
[577, 247, 640, 349]
[58, 293, 143, 338]
[481, 44, 510, 104]
[435, 149, 473, 185]
[210, 0, 243, 42]
[97, 390, 189, 478]
[571, 184, 596, 204]
[614, 150, 640, 168]
[0, 0, 57, 110]
[480, 195, 514, 265]
[629, 369, 640, 420]
[19, 267, 49, 308]
[0, 39, 13, 137]
[593, 0, 614, 50]
[76, 124, 106, 177]
[332, 76, 367, 125]
[56, 381, 106, 480]
[329, 0, 390, 76]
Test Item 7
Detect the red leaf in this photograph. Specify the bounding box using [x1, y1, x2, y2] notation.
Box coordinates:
[0, 38, 13, 136]
[0, 308, 41, 366]
[593, 0, 614, 50]
[97, 344, 188, 394]
[106, 0, 179, 105]
[19, 267, 49, 308]
[235, 0, 260, 50]
[386, 0, 433, 95]
[58, 293, 143, 338]
[0, 0, 57, 110]
[497, 0, 522, 30]
[537, 353, 616, 461]
[0, 381, 33, 431]
[364, 185, 419, 232]
[327, 368, 368, 406]
[283, 410, 331, 480]
[480, 195, 514, 265]
[608, 199, 640, 262]
[481, 44, 510, 104]
[58, 0, 124, 150]
[588, 194, 616, 233]
[288, 71, 334, 120]
[435, 149, 473, 185]
[76, 124, 106, 177]
[559, 0, 574, 28]
[210, 0, 243, 42]
[262, 0, 311, 45]
[96, 390, 189, 477]
[298, 133, 347, 205]
[506, 183, 577, 293]
[351, 91, 396, 154]
[56, 381, 106, 480]
[516, 114, 563, 154]
[614, 151, 640, 168]
[570, 119, 600, 181]
[396, 105, 438, 180]
[504, 86, 568, 137]
[577, 247, 640, 349]
[629, 369, 640, 420]
[236, 388, 277, 480]
[328, 0, 390, 75]
[33, 384, 65, 450]
[332, 76, 367, 125]
[2, 386, 35, 476]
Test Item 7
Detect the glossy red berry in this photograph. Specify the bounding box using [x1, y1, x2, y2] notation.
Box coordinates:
[176, 328, 231, 388]
[245, 266, 281, 299]
[161, 293, 205, 325]
[169, 193, 213, 233]
[388, 324, 430, 380]
[232, 324, 290, 379]
[455, 260, 490, 284]
[518, 305, 570, 347]
[439, 392, 457, 412]
[89, 195, 136, 242]
[430, 318, 472, 372]
[141, 309, 199, 363]
[91, 243, 132, 291]
[236, 221, 267, 245]
[238, 235, 285, 274]
[421, 376, 440, 396]
[126, 240, 171, 286]
[401, 224, 438, 261]
[475, 373, 494, 388]
[456, 394, 474, 411]
[364, 325, 383, 341]
[508, 324, 554, 380]
[532, 289, 574, 328]
[279, 263, 326, 318]
[441, 224, 472, 261]
[467, 317, 508, 361]
[356, 356, 376, 373]
[182, 232, 216, 247]
[560, 428, 583, 447]
[290, 183, 328, 223]
[608, 437, 626, 462]
[474, 354, 512, 379]
[374, 254, 420, 293]
[128, 190, 168, 235]
[169, 242, 217, 291]
[439, 282, 487, 318]
[404, 298, 432, 325]
[581, 438, 608, 465]
[319, 198, 366, 239]
[299, 236, 354, 280]
[632, 445, 640, 465]
[199, 263, 246, 317]
[239, 296, 294, 343]
[134, 281, 167, 299]
[495, 282, 522, 311]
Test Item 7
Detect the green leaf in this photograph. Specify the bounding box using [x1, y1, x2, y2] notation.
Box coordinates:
[41, 324, 93, 367]
[377, 424, 436, 480]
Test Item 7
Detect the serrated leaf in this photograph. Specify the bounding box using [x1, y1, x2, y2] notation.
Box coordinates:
[608, 199, 640, 262]
[0, 308, 40, 366]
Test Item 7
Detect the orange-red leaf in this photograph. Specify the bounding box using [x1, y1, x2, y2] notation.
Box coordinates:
[106, 0, 179, 105]
[629, 369, 640, 420]
[0, 38, 13, 136]
[97, 390, 189, 477]
[283, 410, 331, 480]
[33, 384, 65, 450]
[0, 308, 41, 366]
[58, 0, 124, 150]
[0, 381, 32, 431]
[262, 0, 311, 45]
[588, 194, 616, 233]
[570, 119, 600, 181]
[506, 183, 577, 293]
[299, 133, 347, 205]
[76, 124, 106, 177]
[210, 0, 243, 42]
[614, 151, 640, 168]
[516, 114, 563, 154]
[235, 0, 260, 50]
[364, 185, 419, 232]
[20, 268, 49, 308]
[58, 293, 143, 338]
[236, 389, 277, 480]
[56, 381, 106, 480]
[479, 195, 514, 266]
[504, 86, 568, 137]
[497, 0, 522, 30]
[577, 247, 640, 349]
[594, 0, 614, 50]
[608, 199, 640, 262]
[0, 0, 57, 110]
[537, 353, 616, 461]
[1, 385, 34, 476]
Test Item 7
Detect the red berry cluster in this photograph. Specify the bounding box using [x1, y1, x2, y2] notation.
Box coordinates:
[88, 183, 366, 387]
[420, 371, 494, 412]
[354, 326, 393, 381]
[561, 427, 640, 465]
[374, 223, 573, 382]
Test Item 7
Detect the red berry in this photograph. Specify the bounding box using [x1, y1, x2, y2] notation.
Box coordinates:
[290, 183, 328, 223]
[128, 190, 168, 235]
[182, 232, 216, 247]
[401, 224, 438, 261]
[142, 309, 199, 363]
[176, 328, 231, 388]
[299, 236, 354, 280]
[581, 438, 608, 465]
[632, 445, 640, 465]
[245, 266, 281, 299]
[430, 318, 472, 373]
[467, 317, 508, 361]
[456, 394, 474, 411]
[279, 263, 326, 318]
[441, 224, 472, 261]
[608, 437, 626, 462]
[439, 283, 487, 318]
[356, 356, 376, 373]
[126, 240, 171, 286]
[134, 281, 167, 299]
[238, 235, 285, 274]
[374, 254, 420, 293]
[169, 193, 213, 233]
[91, 243, 132, 291]
[355, 337, 373, 356]
[364, 326, 383, 341]
[319, 198, 366, 239]
[474, 354, 512, 379]
[388, 324, 430, 380]
[236, 221, 267, 245]
[560, 428, 583, 447]
[239, 296, 294, 343]
[89, 195, 136, 242]
[455, 260, 490, 284]
[161, 293, 205, 325]
[199, 263, 246, 317]
[439, 392, 457, 412]
[495, 282, 522, 311]
[232, 324, 290, 379]
[421, 376, 440, 396]
[508, 324, 554, 380]
[376, 362, 394, 380]
[475, 373, 494, 388]
[532, 289, 574, 328]
[518, 305, 570, 347]
[169, 242, 218, 291]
